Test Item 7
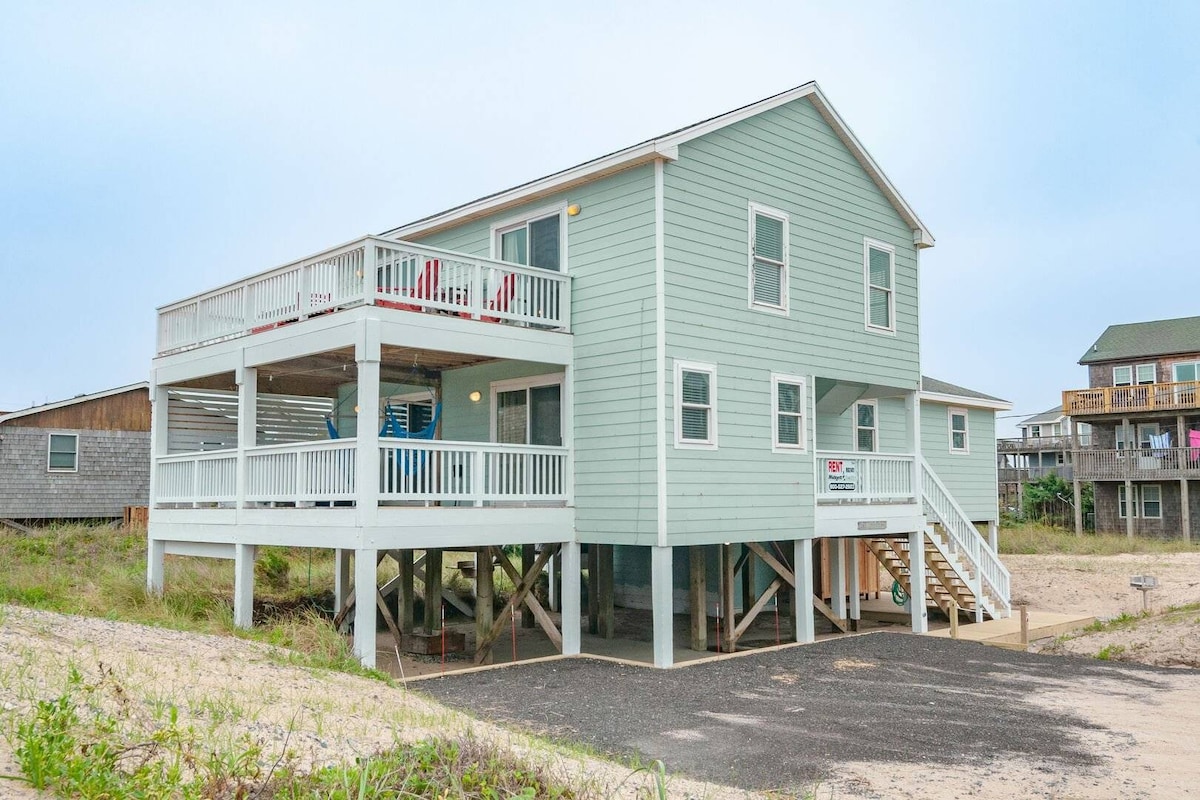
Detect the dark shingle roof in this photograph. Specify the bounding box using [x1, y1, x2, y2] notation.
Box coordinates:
[921, 376, 1007, 403]
[1079, 316, 1200, 364]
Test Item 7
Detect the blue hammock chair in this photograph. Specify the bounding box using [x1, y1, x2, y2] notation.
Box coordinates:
[325, 400, 442, 479]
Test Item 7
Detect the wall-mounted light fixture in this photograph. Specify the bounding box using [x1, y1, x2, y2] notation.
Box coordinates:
[566, 204, 582, 217]
[469, 390, 482, 403]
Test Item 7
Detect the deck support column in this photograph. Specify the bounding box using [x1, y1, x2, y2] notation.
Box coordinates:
[794, 539, 814, 643]
[355, 321, 381, 530]
[233, 543, 256, 629]
[830, 538, 847, 620]
[147, 538, 165, 595]
[397, 549, 415, 632]
[475, 547, 494, 665]
[988, 519, 1000, 552]
[587, 545, 599, 634]
[688, 545, 707, 652]
[561, 541, 581, 656]
[353, 548, 378, 668]
[423, 549, 443, 632]
[847, 541, 861, 627]
[1070, 417, 1084, 536]
[334, 549, 351, 630]
[909, 530, 928, 634]
[596, 544, 614, 638]
[651, 545, 674, 668]
[521, 545, 536, 629]
[1125, 479, 1135, 539]
[1181, 479, 1192, 543]
[720, 543, 736, 652]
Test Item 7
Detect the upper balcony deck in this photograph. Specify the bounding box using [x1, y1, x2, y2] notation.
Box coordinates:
[156, 237, 571, 356]
[1063, 381, 1200, 418]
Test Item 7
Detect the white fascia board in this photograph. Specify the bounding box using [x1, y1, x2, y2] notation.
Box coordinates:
[918, 390, 1012, 411]
[384, 143, 679, 240]
[0, 381, 150, 424]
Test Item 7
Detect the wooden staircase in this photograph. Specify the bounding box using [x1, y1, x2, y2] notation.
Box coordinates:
[866, 530, 985, 620]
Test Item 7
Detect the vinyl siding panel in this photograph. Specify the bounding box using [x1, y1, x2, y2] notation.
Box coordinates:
[662, 96, 920, 544]
[921, 402, 999, 522]
[414, 167, 658, 544]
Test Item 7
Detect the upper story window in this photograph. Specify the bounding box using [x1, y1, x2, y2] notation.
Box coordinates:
[493, 208, 563, 272]
[1113, 364, 1155, 386]
[1028, 424, 1041, 438]
[949, 407, 969, 453]
[748, 203, 788, 313]
[853, 400, 877, 452]
[1173, 361, 1200, 384]
[48, 433, 78, 472]
[675, 360, 718, 449]
[771, 374, 807, 453]
[863, 239, 895, 333]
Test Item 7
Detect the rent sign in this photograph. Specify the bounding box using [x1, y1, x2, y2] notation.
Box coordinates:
[825, 459, 859, 492]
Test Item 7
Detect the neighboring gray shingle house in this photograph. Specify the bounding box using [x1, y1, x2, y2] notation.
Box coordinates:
[0, 383, 150, 521]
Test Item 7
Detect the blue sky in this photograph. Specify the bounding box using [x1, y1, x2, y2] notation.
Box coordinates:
[1, 2, 1197, 433]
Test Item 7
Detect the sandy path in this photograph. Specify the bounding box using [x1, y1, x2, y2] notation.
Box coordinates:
[1005, 551, 1200, 618]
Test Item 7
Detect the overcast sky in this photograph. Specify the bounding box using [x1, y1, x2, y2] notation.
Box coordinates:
[1, 2, 1197, 434]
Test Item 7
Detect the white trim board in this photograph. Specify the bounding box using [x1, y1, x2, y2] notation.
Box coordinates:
[918, 391, 1012, 411]
[381, 83, 934, 248]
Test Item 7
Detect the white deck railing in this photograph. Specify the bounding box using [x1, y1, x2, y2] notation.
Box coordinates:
[920, 457, 1010, 617]
[156, 236, 572, 354]
[155, 451, 238, 505]
[153, 439, 568, 507]
[246, 440, 358, 504]
[816, 452, 915, 502]
[380, 440, 568, 504]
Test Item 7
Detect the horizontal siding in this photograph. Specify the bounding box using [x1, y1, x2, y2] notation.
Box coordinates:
[815, 397, 910, 453]
[441, 362, 564, 442]
[662, 96, 920, 544]
[921, 402, 999, 522]
[415, 167, 659, 544]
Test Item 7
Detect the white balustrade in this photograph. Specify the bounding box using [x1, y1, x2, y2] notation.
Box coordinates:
[379, 440, 568, 504]
[156, 237, 571, 354]
[816, 452, 915, 501]
[154, 451, 237, 505]
[245, 440, 357, 504]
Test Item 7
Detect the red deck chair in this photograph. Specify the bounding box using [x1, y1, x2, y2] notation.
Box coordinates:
[377, 258, 440, 311]
[481, 272, 517, 323]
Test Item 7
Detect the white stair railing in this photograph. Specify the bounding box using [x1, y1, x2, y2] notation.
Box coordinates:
[919, 457, 1011, 618]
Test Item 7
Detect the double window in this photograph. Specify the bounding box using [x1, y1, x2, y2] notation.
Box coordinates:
[949, 407, 969, 453]
[48, 433, 78, 472]
[1119, 484, 1162, 519]
[675, 361, 718, 449]
[748, 204, 788, 313]
[1113, 364, 1155, 386]
[491, 374, 564, 446]
[864, 239, 895, 333]
[853, 400, 877, 452]
[771, 374, 807, 452]
[494, 209, 563, 272]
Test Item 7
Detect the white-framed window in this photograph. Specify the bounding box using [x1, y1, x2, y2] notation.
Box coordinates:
[1113, 366, 1132, 387]
[1028, 424, 1041, 438]
[748, 203, 788, 313]
[853, 400, 877, 453]
[489, 373, 565, 446]
[1112, 365, 1153, 386]
[47, 433, 78, 472]
[1119, 484, 1163, 519]
[948, 407, 969, 453]
[1135, 363, 1156, 385]
[675, 360, 718, 449]
[1141, 484, 1162, 518]
[771, 374, 807, 453]
[491, 206, 565, 272]
[1172, 361, 1200, 383]
[863, 238, 895, 333]
[1136, 423, 1160, 450]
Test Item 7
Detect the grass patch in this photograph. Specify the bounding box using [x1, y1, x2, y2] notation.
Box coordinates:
[998, 522, 1200, 555]
[1094, 644, 1127, 661]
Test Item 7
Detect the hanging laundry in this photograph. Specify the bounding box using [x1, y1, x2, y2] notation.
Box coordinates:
[1149, 431, 1171, 451]
[1189, 429, 1200, 463]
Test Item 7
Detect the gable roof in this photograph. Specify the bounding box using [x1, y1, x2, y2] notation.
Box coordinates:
[1018, 405, 1066, 426]
[382, 82, 934, 247]
[1079, 315, 1200, 364]
[919, 376, 1011, 410]
[0, 382, 149, 425]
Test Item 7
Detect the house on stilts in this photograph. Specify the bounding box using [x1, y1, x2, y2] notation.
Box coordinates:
[148, 82, 1011, 668]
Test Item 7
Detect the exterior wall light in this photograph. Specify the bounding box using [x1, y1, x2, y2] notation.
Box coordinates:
[469, 391, 482, 403]
[566, 204, 582, 217]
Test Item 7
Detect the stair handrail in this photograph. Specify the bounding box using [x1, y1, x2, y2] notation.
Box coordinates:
[919, 457, 1011, 615]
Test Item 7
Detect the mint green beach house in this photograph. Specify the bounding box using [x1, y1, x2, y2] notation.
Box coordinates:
[148, 82, 1011, 669]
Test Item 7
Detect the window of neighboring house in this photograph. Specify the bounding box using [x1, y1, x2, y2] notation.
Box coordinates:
[494, 209, 563, 272]
[949, 407, 969, 453]
[1173, 361, 1200, 383]
[1137, 423, 1159, 450]
[675, 361, 718, 449]
[748, 204, 788, 313]
[771, 374, 807, 452]
[47, 433, 78, 472]
[1113, 366, 1133, 386]
[1029, 424, 1041, 439]
[853, 400, 877, 452]
[864, 239, 895, 333]
[1141, 484, 1162, 518]
[1057, 452, 1065, 465]
[1136, 364, 1156, 385]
